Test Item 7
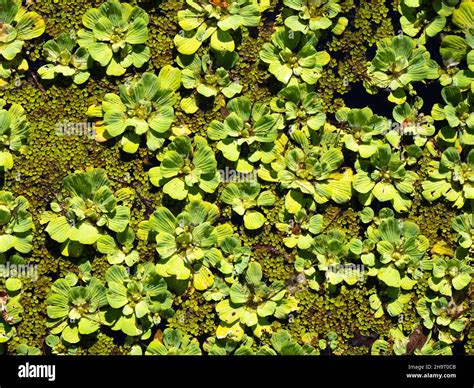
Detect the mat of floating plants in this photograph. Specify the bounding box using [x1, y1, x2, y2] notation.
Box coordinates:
[0, 0, 472, 356]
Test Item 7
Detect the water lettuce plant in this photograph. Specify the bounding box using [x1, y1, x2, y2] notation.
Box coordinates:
[149, 135, 219, 200]
[77, 0, 150, 76]
[431, 86, 474, 146]
[282, 0, 348, 35]
[15, 343, 41, 356]
[448, 0, 474, 74]
[215, 262, 298, 340]
[207, 96, 280, 170]
[210, 329, 319, 355]
[46, 275, 109, 344]
[366, 35, 439, 104]
[97, 226, 138, 266]
[0, 0, 45, 82]
[353, 144, 419, 212]
[45, 334, 79, 355]
[105, 264, 173, 338]
[439, 30, 474, 71]
[390, 98, 436, 147]
[276, 209, 323, 249]
[270, 146, 353, 207]
[422, 147, 474, 208]
[209, 235, 251, 284]
[295, 229, 363, 290]
[0, 191, 33, 257]
[366, 218, 429, 277]
[371, 328, 453, 355]
[38, 33, 92, 85]
[363, 217, 430, 317]
[428, 252, 472, 296]
[259, 27, 330, 85]
[452, 212, 474, 249]
[0, 286, 23, 344]
[439, 31, 474, 73]
[138, 200, 231, 291]
[203, 333, 255, 355]
[89, 66, 181, 153]
[145, 328, 201, 355]
[398, 0, 450, 44]
[40, 169, 133, 257]
[0, 99, 29, 171]
[416, 295, 468, 344]
[221, 182, 275, 229]
[270, 83, 326, 134]
[335, 107, 387, 158]
[174, 0, 262, 55]
[178, 52, 242, 113]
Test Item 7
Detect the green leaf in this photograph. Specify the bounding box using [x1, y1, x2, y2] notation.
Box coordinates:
[452, 273, 471, 290]
[373, 182, 396, 202]
[78, 317, 100, 335]
[210, 30, 235, 52]
[125, 18, 148, 44]
[257, 190, 276, 207]
[386, 298, 404, 317]
[88, 42, 112, 66]
[452, 2, 474, 30]
[69, 222, 99, 245]
[157, 65, 181, 91]
[378, 267, 401, 288]
[62, 325, 80, 344]
[107, 206, 130, 232]
[5, 277, 21, 292]
[218, 14, 244, 31]
[15, 10, 45, 41]
[245, 262, 262, 285]
[163, 178, 187, 200]
[243, 211, 266, 230]
[193, 265, 214, 291]
[45, 217, 71, 243]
